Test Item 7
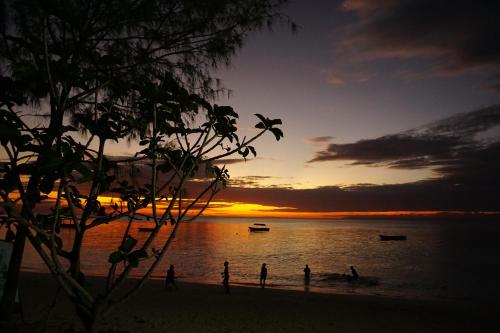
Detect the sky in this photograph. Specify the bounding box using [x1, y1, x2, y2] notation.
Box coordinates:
[187, 0, 500, 216]
[6, 0, 500, 217]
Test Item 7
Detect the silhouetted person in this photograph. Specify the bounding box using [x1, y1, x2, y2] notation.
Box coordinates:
[222, 261, 230, 294]
[165, 265, 178, 291]
[304, 265, 311, 285]
[350, 266, 359, 280]
[260, 263, 267, 288]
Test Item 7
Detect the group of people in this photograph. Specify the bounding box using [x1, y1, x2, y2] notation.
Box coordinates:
[223, 262, 311, 294]
[166, 262, 360, 293]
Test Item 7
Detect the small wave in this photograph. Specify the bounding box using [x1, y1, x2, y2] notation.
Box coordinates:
[232, 281, 292, 288]
[319, 273, 379, 286]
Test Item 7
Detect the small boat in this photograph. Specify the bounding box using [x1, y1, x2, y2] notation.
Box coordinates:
[249, 226, 270, 232]
[379, 235, 407, 241]
[138, 227, 156, 232]
[253, 223, 266, 226]
[59, 217, 76, 229]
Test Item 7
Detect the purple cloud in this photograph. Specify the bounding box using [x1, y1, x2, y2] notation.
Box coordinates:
[338, 0, 500, 89]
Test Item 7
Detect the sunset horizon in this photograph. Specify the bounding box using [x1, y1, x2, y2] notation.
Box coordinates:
[1, 1, 499, 332]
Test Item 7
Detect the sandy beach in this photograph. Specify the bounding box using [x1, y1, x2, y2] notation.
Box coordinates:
[1, 271, 498, 332]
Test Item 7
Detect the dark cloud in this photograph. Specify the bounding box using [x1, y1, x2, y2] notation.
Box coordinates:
[340, 0, 500, 87]
[301, 105, 500, 211]
[306, 136, 334, 144]
[309, 105, 500, 169]
[422, 106, 500, 137]
[215, 180, 500, 212]
[309, 133, 468, 167]
[229, 175, 276, 188]
[211, 158, 251, 165]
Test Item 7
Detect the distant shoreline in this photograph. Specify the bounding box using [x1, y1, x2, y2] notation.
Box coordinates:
[341, 213, 500, 221]
[199, 212, 500, 221]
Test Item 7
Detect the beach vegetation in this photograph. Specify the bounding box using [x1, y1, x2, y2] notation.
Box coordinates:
[0, 0, 290, 331]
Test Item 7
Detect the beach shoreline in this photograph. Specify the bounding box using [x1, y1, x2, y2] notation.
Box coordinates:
[2, 271, 499, 332]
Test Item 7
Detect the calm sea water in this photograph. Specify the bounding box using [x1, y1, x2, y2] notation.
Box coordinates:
[15, 217, 500, 300]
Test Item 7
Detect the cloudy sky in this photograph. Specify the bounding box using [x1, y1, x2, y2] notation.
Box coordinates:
[111, 0, 500, 215]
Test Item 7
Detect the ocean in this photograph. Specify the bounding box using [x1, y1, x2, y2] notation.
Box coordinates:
[15, 217, 500, 300]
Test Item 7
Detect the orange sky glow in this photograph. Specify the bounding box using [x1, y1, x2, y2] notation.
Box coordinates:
[19, 193, 476, 219]
[2, 191, 493, 221]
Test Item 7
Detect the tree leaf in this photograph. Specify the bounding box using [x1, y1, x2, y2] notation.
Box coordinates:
[270, 128, 284, 141]
[248, 146, 257, 157]
[255, 113, 267, 123]
[269, 118, 282, 126]
[128, 256, 139, 268]
[108, 251, 124, 264]
[119, 236, 137, 253]
[129, 249, 148, 260]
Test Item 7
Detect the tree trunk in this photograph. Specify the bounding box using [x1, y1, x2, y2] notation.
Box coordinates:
[1, 100, 65, 319]
[70, 230, 85, 282]
[0, 225, 26, 320]
[81, 298, 103, 333]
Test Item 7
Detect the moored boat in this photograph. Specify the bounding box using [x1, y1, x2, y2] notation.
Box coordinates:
[379, 234, 407, 241]
[59, 217, 76, 229]
[249, 226, 270, 232]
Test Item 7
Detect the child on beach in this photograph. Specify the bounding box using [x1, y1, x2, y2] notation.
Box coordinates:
[165, 265, 178, 291]
[304, 265, 311, 285]
[350, 266, 359, 280]
[260, 263, 267, 288]
[222, 261, 230, 294]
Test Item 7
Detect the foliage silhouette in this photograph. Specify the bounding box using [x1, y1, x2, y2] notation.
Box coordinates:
[0, 0, 290, 331]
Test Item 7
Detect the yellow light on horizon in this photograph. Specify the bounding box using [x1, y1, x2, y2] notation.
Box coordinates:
[16, 193, 490, 220]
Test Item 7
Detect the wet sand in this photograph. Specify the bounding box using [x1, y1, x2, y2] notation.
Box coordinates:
[3, 272, 499, 332]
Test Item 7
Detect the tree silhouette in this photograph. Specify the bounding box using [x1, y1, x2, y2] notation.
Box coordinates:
[0, 0, 290, 331]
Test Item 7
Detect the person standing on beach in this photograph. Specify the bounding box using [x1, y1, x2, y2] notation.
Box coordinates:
[165, 265, 178, 291]
[304, 265, 311, 285]
[350, 266, 359, 280]
[222, 261, 230, 294]
[260, 263, 268, 288]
